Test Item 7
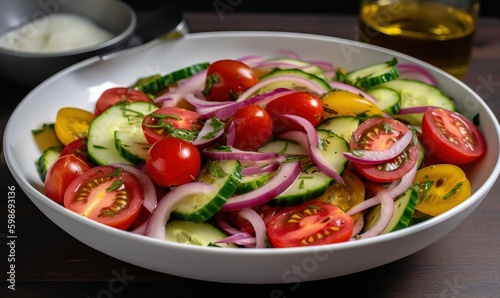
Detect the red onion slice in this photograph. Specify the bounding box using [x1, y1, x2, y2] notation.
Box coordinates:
[220, 161, 301, 212]
[145, 182, 215, 240]
[238, 208, 267, 248]
[111, 164, 157, 213]
[397, 105, 441, 115]
[241, 159, 281, 176]
[357, 185, 395, 239]
[397, 64, 437, 86]
[203, 146, 278, 161]
[192, 117, 226, 147]
[329, 81, 379, 105]
[343, 130, 414, 164]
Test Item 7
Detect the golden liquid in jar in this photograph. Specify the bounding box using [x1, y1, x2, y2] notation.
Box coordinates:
[357, 1, 477, 79]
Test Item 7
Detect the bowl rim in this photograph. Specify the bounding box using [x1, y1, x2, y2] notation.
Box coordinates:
[0, 0, 137, 58]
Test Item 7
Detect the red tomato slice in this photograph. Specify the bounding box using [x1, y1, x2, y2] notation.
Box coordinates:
[45, 154, 90, 204]
[64, 166, 144, 230]
[265, 91, 324, 133]
[203, 59, 259, 102]
[350, 117, 418, 183]
[228, 104, 273, 151]
[266, 200, 354, 248]
[94, 87, 153, 116]
[142, 107, 203, 144]
[421, 108, 486, 165]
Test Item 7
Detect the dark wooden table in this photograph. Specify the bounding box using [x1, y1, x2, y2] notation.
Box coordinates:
[1, 12, 499, 297]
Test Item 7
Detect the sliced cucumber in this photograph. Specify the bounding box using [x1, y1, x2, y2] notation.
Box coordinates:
[364, 188, 418, 234]
[365, 86, 401, 115]
[379, 79, 455, 125]
[114, 129, 150, 165]
[408, 210, 433, 226]
[87, 101, 157, 166]
[235, 173, 270, 194]
[258, 68, 332, 94]
[172, 159, 242, 223]
[36, 146, 62, 182]
[137, 62, 210, 95]
[267, 57, 328, 80]
[165, 220, 236, 248]
[271, 159, 333, 206]
[347, 58, 400, 89]
[316, 116, 359, 143]
[316, 129, 349, 175]
[258, 139, 307, 155]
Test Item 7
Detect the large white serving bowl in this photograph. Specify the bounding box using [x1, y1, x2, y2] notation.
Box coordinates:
[4, 31, 500, 284]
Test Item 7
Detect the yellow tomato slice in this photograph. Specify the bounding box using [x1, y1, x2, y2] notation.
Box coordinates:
[316, 170, 365, 219]
[32, 123, 64, 152]
[321, 90, 385, 119]
[413, 164, 471, 217]
[54, 107, 95, 145]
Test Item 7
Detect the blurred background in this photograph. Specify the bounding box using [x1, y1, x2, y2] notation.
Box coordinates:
[123, 0, 499, 17]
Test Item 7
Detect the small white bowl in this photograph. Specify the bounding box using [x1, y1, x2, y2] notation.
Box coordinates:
[0, 0, 136, 87]
[4, 31, 500, 283]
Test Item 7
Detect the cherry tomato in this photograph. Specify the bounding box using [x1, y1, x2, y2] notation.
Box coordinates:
[54, 107, 95, 146]
[45, 154, 90, 204]
[60, 138, 93, 166]
[421, 108, 486, 165]
[321, 90, 385, 120]
[316, 169, 365, 220]
[265, 91, 324, 133]
[350, 117, 418, 183]
[94, 87, 152, 116]
[64, 165, 144, 230]
[228, 104, 273, 151]
[267, 200, 354, 248]
[145, 136, 201, 187]
[203, 59, 259, 101]
[142, 107, 203, 144]
[413, 164, 471, 216]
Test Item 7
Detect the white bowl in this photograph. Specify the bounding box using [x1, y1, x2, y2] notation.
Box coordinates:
[4, 31, 500, 284]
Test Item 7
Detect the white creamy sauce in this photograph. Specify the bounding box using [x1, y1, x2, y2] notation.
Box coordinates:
[0, 13, 114, 53]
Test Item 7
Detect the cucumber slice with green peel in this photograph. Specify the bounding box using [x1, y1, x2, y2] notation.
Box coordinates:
[270, 159, 333, 206]
[365, 86, 402, 114]
[114, 130, 151, 165]
[316, 116, 360, 143]
[235, 173, 270, 194]
[172, 159, 242, 223]
[165, 220, 236, 247]
[36, 146, 62, 182]
[408, 210, 433, 226]
[379, 79, 455, 125]
[258, 139, 307, 155]
[347, 58, 400, 89]
[316, 129, 349, 175]
[258, 68, 332, 94]
[364, 188, 418, 234]
[267, 57, 328, 80]
[137, 62, 210, 95]
[87, 101, 157, 166]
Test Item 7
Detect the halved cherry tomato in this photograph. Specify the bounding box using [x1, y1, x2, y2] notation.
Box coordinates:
[45, 154, 90, 204]
[142, 107, 203, 144]
[266, 200, 354, 248]
[203, 59, 259, 102]
[228, 104, 273, 151]
[421, 108, 486, 165]
[60, 138, 93, 167]
[266, 91, 324, 133]
[350, 117, 418, 183]
[54, 107, 95, 146]
[145, 136, 201, 187]
[321, 90, 384, 120]
[413, 164, 471, 216]
[94, 87, 153, 116]
[316, 170, 365, 220]
[64, 165, 144, 230]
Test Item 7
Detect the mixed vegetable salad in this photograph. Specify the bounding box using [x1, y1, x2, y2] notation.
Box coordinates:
[33, 52, 487, 248]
